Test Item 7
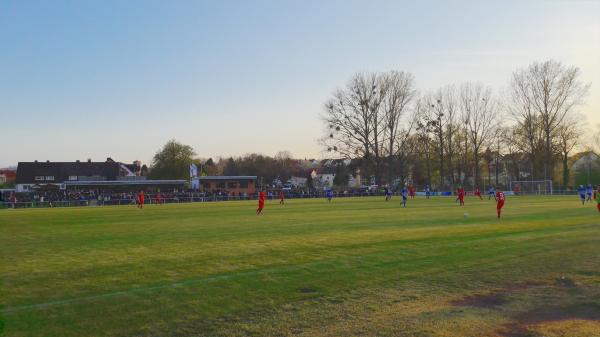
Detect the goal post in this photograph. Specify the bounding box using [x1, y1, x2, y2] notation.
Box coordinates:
[509, 180, 553, 195]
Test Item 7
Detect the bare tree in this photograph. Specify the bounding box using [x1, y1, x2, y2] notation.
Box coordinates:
[459, 101, 471, 187]
[510, 60, 590, 181]
[492, 127, 506, 186]
[460, 83, 499, 187]
[323, 73, 375, 158]
[592, 124, 600, 154]
[502, 126, 522, 184]
[322, 73, 382, 178]
[274, 151, 294, 181]
[321, 62, 589, 190]
[416, 92, 446, 188]
[323, 71, 416, 183]
[380, 71, 417, 182]
[429, 93, 446, 188]
[555, 117, 583, 187]
[507, 74, 545, 179]
[415, 96, 435, 187]
[441, 85, 459, 187]
[393, 108, 421, 183]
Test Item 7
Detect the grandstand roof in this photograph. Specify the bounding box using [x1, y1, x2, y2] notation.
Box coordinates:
[16, 161, 120, 184]
[196, 176, 257, 180]
[63, 180, 186, 186]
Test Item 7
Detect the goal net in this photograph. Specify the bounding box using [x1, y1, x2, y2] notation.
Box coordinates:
[509, 180, 553, 195]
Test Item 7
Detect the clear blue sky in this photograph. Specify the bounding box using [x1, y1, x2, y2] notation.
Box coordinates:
[1, 0, 598, 167]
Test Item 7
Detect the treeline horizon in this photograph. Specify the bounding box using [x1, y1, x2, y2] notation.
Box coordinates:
[321, 59, 596, 188]
[144, 59, 599, 189]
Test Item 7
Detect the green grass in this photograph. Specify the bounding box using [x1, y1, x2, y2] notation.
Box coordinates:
[1, 196, 599, 337]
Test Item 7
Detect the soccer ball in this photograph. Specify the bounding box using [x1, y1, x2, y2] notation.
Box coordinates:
[463, 213, 469, 219]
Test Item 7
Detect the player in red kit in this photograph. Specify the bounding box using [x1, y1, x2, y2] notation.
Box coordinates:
[256, 191, 266, 215]
[279, 190, 285, 205]
[137, 190, 145, 209]
[595, 185, 600, 213]
[155, 191, 162, 205]
[474, 186, 482, 200]
[408, 185, 415, 199]
[495, 189, 505, 219]
[458, 187, 465, 206]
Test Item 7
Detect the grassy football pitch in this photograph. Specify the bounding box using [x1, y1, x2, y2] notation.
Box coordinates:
[1, 196, 599, 337]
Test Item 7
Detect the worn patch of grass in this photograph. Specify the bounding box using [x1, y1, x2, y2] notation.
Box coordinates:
[1, 196, 599, 336]
[529, 319, 600, 337]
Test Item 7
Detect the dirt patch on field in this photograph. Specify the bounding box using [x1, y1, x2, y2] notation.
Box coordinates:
[500, 303, 600, 337]
[451, 279, 600, 336]
[451, 293, 507, 308]
[500, 323, 533, 337]
[554, 276, 576, 288]
[519, 303, 600, 324]
[451, 281, 543, 309]
[505, 281, 545, 292]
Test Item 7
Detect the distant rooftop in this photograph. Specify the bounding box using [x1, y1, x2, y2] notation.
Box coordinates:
[63, 180, 186, 186]
[196, 176, 257, 180]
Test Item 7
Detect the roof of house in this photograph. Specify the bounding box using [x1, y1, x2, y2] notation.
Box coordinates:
[195, 176, 257, 180]
[571, 152, 600, 169]
[63, 180, 186, 187]
[16, 161, 121, 184]
[0, 170, 17, 177]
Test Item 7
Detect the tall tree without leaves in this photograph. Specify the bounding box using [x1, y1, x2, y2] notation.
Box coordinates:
[419, 92, 446, 188]
[415, 96, 434, 187]
[507, 75, 545, 179]
[510, 60, 589, 181]
[441, 86, 459, 186]
[322, 71, 416, 183]
[460, 83, 500, 187]
[322, 72, 384, 180]
[380, 71, 417, 182]
[555, 117, 582, 187]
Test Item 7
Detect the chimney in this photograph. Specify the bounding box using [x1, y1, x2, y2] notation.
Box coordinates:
[87, 159, 92, 163]
[46, 160, 50, 163]
[34, 160, 38, 163]
[76, 160, 80, 163]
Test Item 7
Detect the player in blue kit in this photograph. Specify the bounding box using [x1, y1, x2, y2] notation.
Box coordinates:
[401, 185, 408, 208]
[326, 189, 333, 202]
[586, 184, 593, 203]
[578, 185, 586, 205]
[385, 186, 393, 201]
[487, 186, 495, 200]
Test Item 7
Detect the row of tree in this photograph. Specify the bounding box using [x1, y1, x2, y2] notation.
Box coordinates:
[322, 60, 591, 189]
[146, 60, 593, 189]
[147, 141, 318, 185]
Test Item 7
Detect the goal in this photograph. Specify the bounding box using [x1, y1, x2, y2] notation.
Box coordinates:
[509, 180, 553, 195]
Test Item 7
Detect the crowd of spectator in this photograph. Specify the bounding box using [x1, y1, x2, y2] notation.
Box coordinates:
[1, 186, 387, 209]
